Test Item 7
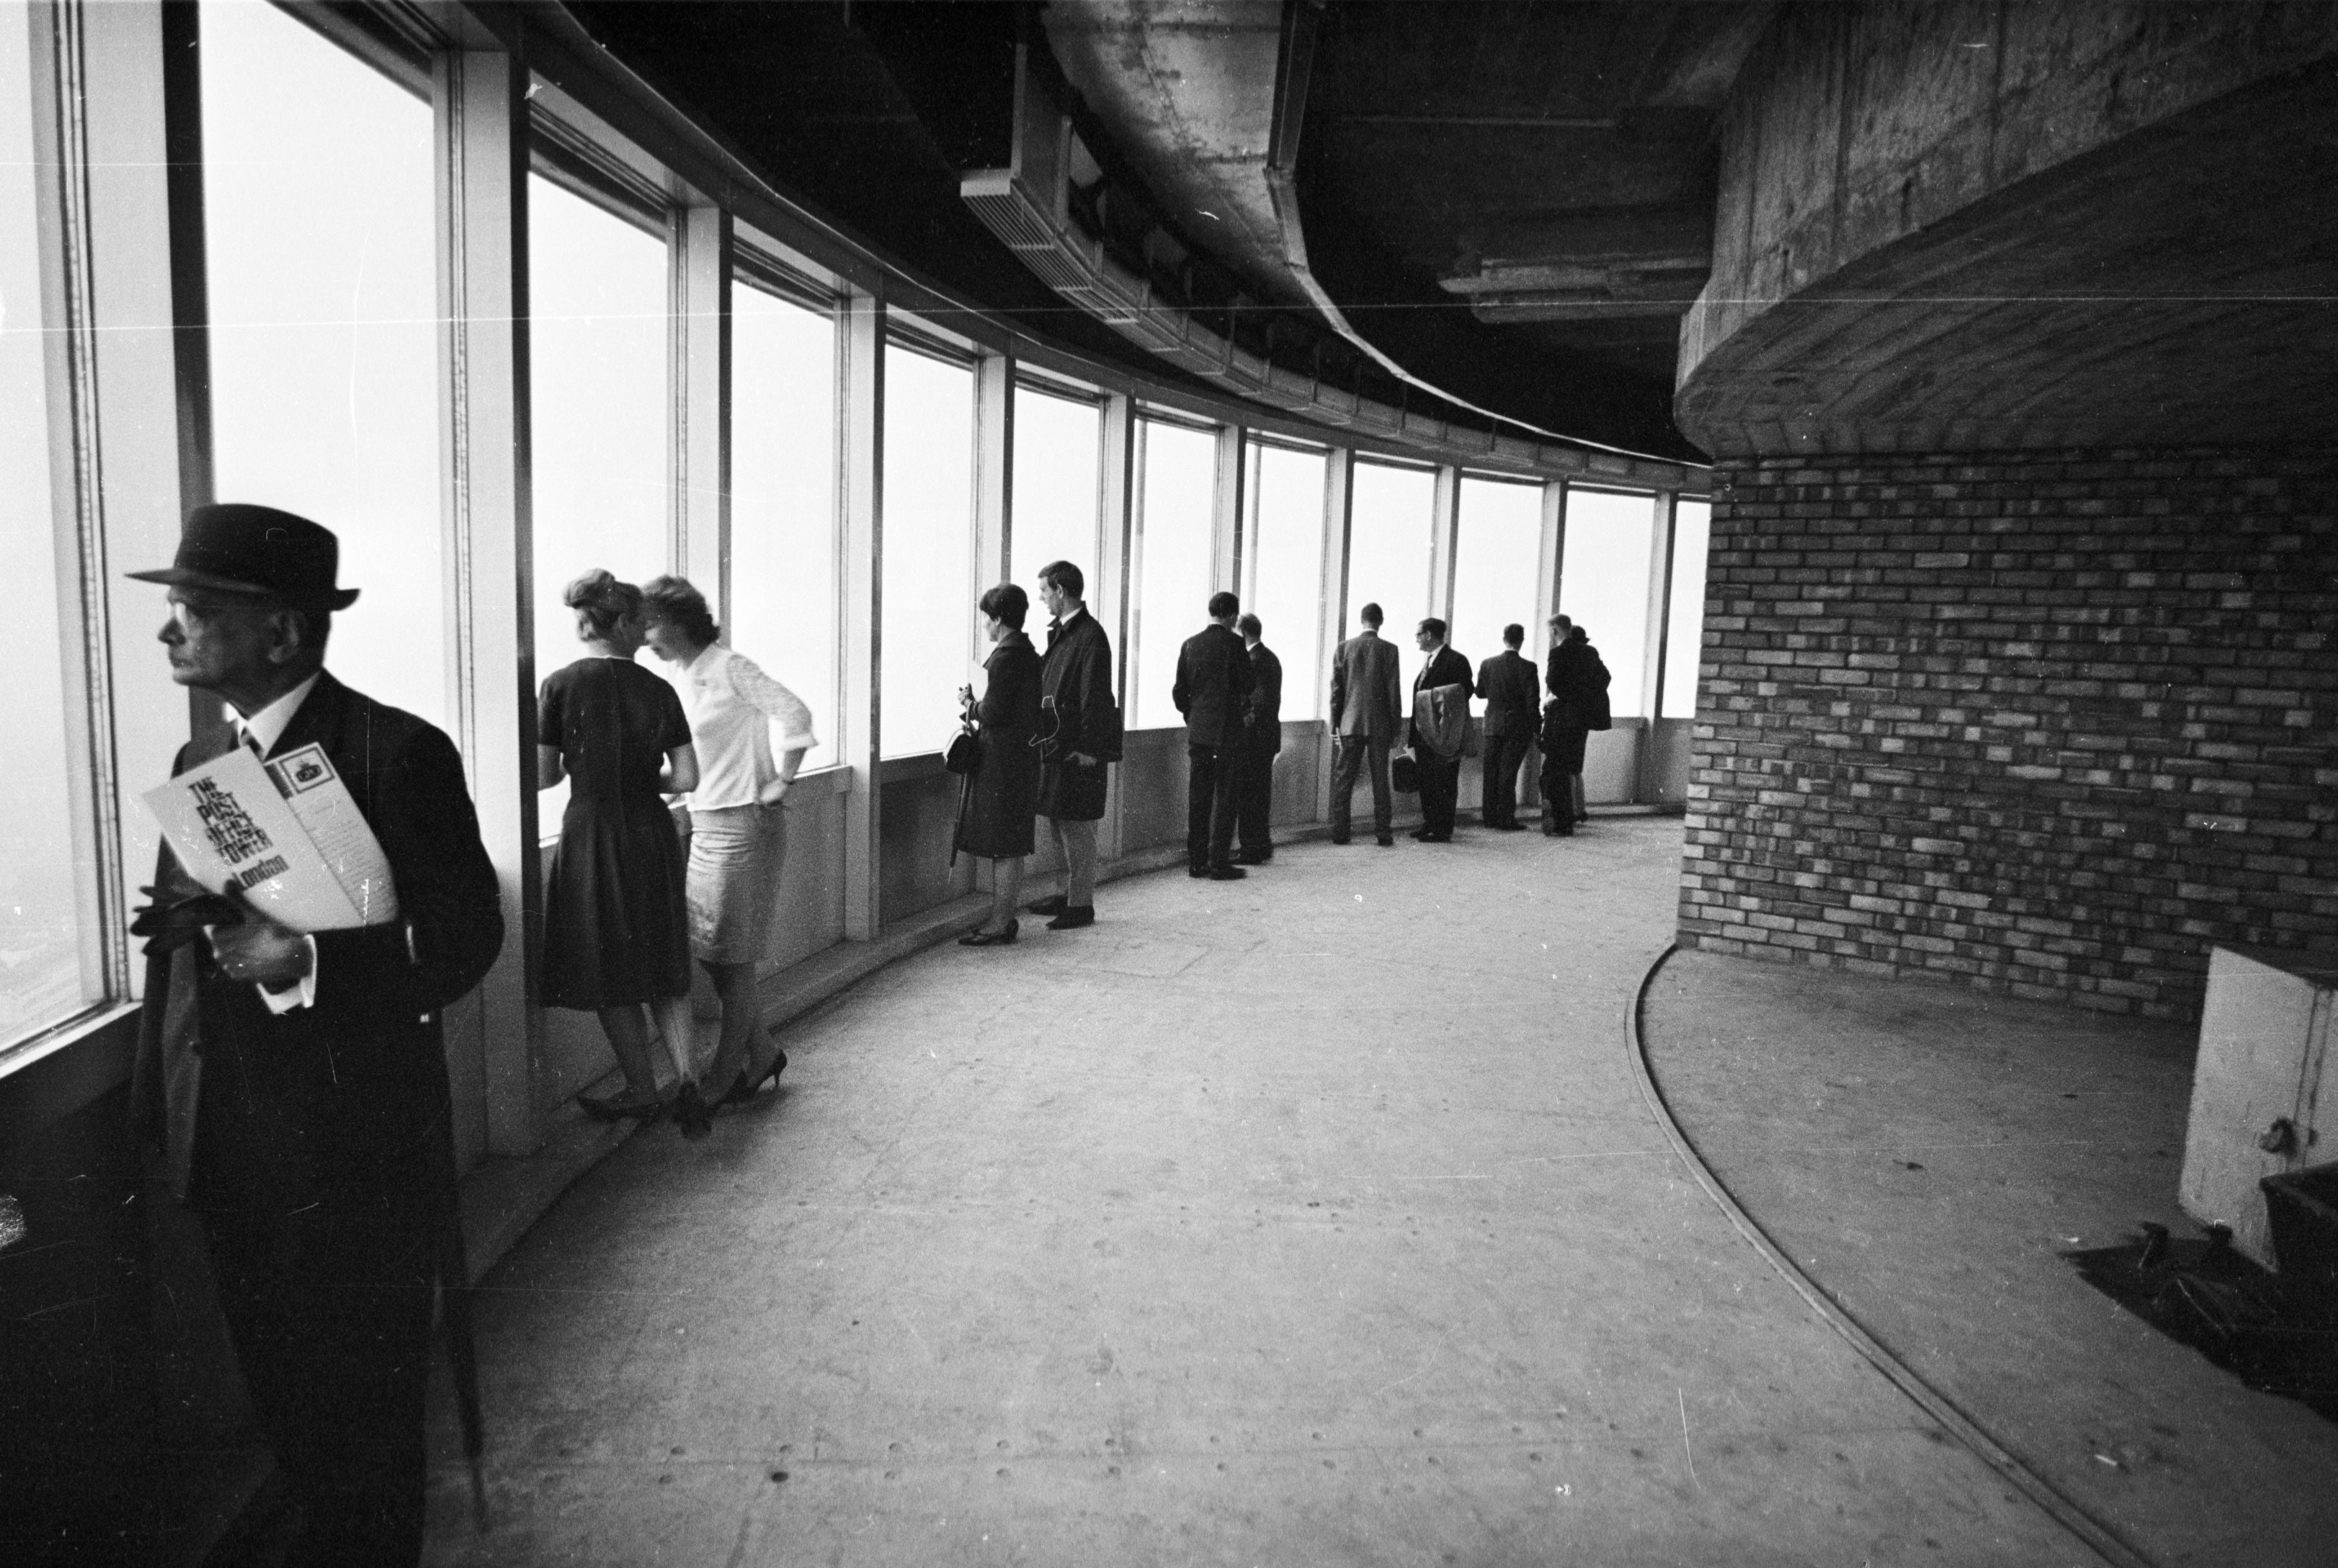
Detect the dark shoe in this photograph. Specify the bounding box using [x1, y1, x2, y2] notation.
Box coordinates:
[1206, 865, 1247, 881]
[1329, 832, 1351, 845]
[959, 919, 1019, 946]
[579, 1087, 666, 1123]
[1233, 851, 1270, 865]
[1188, 865, 1212, 878]
[722, 1050, 787, 1105]
[1025, 894, 1068, 916]
[1420, 832, 1452, 843]
[1408, 828, 1432, 840]
[1046, 905, 1095, 930]
[1375, 834, 1395, 847]
[673, 1081, 714, 1141]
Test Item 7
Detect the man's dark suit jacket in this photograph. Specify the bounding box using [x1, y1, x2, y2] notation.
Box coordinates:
[1409, 644, 1473, 752]
[1545, 635, 1613, 733]
[1475, 648, 1541, 738]
[135, 670, 505, 1211]
[1172, 623, 1255, 747]
[1243, 641, 1283, 757]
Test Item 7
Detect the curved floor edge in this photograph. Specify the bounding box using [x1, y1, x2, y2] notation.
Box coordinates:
[1623, 943, 2158, 1568]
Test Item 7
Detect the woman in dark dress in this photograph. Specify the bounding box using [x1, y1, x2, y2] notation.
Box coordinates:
[954, 582, 1044, 946]
[537, 569, 710, 1133]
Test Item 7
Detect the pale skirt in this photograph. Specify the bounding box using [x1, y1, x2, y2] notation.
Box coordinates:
[685, 803, 784, 964]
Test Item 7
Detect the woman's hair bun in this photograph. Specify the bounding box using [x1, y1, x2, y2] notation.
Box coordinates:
[564, 568, 642, 638]
[564, 566, 617, 610]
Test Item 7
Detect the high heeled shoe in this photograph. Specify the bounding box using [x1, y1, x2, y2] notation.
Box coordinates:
[958, 919, 1018, 947]
[722, 1049, 788, 1105]
[672, 1080, 715, 1141]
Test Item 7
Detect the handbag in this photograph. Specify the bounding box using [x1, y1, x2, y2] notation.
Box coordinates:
[943, 727, 982, 776]
[1391, 751, 1420, 793]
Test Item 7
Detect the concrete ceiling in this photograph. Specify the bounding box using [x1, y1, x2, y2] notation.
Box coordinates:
[1042, 1, 1773, 456]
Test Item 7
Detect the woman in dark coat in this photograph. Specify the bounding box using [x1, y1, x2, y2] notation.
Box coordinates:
[537, 568, 710, 1132]
[954, 581, 1044, 945]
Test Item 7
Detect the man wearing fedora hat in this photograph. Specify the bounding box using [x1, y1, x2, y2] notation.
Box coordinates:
[131, 503, 503, 1565]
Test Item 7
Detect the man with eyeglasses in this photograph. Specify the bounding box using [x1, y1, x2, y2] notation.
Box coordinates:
[131, 503, 503, 1567]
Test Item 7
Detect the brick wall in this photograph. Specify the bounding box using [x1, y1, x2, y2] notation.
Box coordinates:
[1677, 448, 2338, 1019]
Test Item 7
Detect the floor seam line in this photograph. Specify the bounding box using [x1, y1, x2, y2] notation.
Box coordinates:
[1623, 941, 2159, 1568]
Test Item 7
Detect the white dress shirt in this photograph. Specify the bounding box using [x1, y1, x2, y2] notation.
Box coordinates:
[671, 643, 817, 809]
[229, 673, 322, 1013]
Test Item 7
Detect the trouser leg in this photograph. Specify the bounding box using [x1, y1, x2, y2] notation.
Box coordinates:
[1186, 746, 1217, 868]
[1237, 741, 1274, 855]
[1479, 735, 1508, 825]
[1493, 733, 1530, 824]
[203, 1199, 436, 1568]
[1208, 746, 1242, 869]
[1054, 817, 1098, 906]
[1330, 734, 1364, 835]
[1422, 756, 1460, 835]
[1366, 736, 1393, 834]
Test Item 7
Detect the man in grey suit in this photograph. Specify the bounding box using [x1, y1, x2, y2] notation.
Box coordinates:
[1327, 601, 1403, 846]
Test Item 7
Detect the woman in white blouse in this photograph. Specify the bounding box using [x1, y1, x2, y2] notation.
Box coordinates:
[642, 576, 816, 1110]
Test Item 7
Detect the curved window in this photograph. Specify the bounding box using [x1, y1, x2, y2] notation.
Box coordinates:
[730, 281, 837, 770]
[1345, 460, 1436, 641]
[1009, 383, 1102, 599]
[528, 175, 671, 819]
[1663, 498, 1712, 720]
[1450, 475, 1543, 663]
[1558, 488, 1657, 720]
[200, 0, 442, 726]
[1130, 418, 1217, 728]
[882, 342, 976, 757]
[1244, 442, 1329, 721]
[2, 18, 101, 1045]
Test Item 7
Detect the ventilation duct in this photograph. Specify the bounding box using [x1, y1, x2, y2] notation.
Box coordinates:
[960, 49, 1670, 479]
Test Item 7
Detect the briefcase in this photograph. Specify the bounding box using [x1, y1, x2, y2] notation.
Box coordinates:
[1391, 751, 1420, 793]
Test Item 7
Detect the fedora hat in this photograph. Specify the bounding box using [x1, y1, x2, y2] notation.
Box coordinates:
[129, 503, 360, 610]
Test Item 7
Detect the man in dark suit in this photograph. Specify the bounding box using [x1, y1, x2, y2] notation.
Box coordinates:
[1474, 622, 1540, 829]
[1541, 612, 1612, 835]
[1233, 612, 1282, 864]
[130, 504, 504, 1567]
[1171, 590, 1255, 880]
[1409, 617, 1473, 842]
[1327, 601, 1403, 846]
[1029, 561, 1118, 929]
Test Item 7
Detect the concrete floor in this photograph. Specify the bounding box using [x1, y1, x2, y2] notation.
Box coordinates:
[425, 821, 2155, 1566]
[1641, 949, 2338, 1568]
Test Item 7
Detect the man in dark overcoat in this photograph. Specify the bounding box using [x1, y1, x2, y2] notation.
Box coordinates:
[130, 504, 504, 1566]
[1541, 612, 1612, 835]
[1409, 617, 1473, 842]
[1171, 590, 1255, 880]
[1029, 560, 1119, 929]
[1233, 612, 1282, 864]
[1474, 622, 1540, 829]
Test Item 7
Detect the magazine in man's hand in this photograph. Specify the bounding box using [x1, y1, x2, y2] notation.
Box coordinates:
[142, 744, 399, 933]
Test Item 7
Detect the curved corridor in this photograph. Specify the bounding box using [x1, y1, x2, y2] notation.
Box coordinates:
[424, 823, 2084, 1566]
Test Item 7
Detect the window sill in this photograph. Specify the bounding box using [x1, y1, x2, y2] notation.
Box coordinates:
[0, 1000, 140, 1086]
